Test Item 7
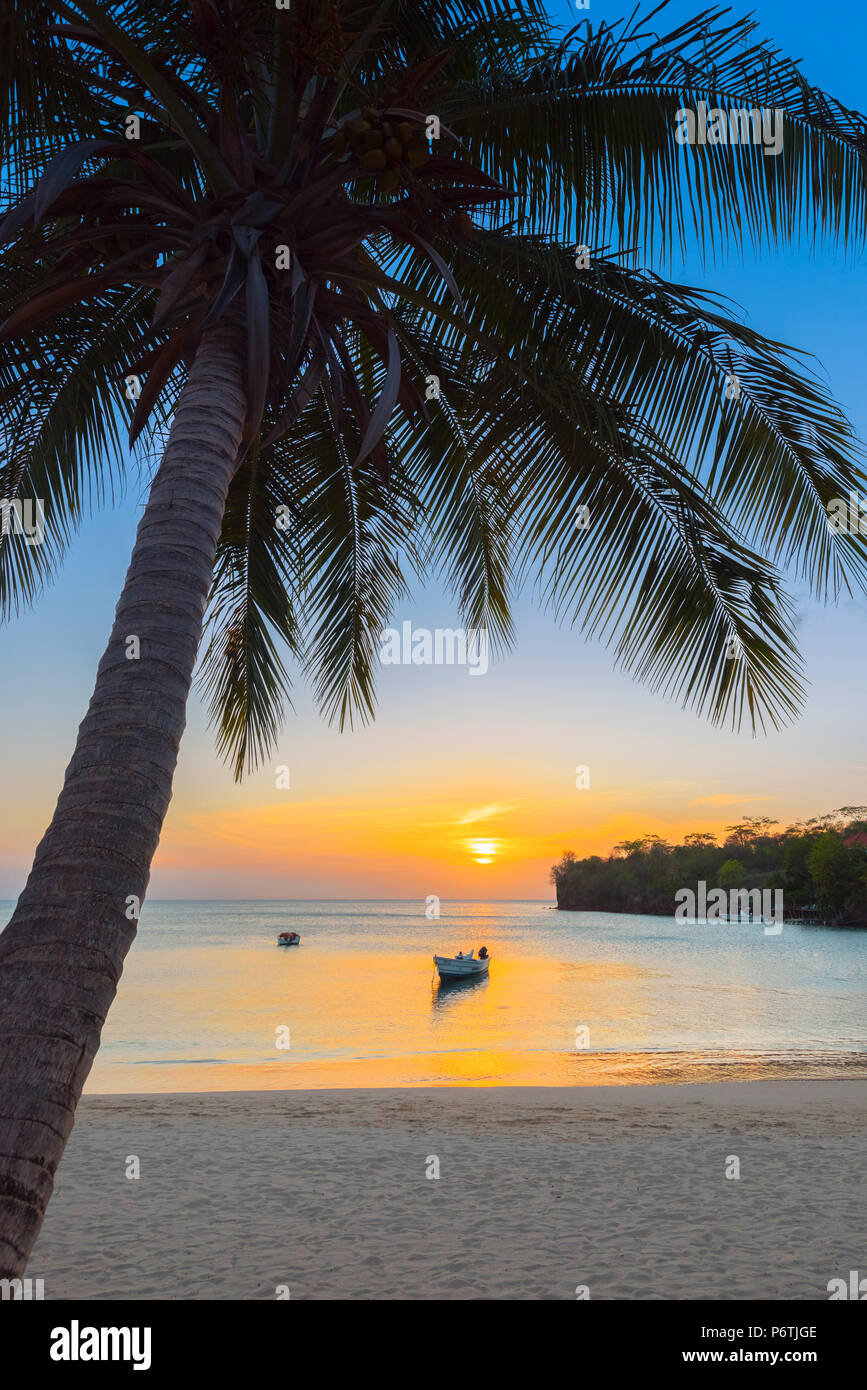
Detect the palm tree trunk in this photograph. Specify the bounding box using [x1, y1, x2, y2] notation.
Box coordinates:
[0, 318, 247, 1277]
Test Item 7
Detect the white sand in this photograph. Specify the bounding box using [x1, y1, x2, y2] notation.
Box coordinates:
[29, 1081, 867, 1300]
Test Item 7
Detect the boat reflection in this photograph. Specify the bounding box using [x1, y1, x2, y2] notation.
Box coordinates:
[431, 972, 490, 1008]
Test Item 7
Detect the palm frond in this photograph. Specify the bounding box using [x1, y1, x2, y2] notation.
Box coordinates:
[449, 232, 867, 600]
[199, 439, 305, 781]
[0, 282, 161, 616]
[298, 386, 422, 731]
[4, 0, 867, 768]
[451, 2, 867, 259]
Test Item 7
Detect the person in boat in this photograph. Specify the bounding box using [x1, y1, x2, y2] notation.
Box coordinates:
[478, 946, 488, 959]
[456, 951, 464, 959]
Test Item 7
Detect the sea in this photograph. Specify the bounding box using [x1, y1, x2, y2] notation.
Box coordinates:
[1, 899, 865, 1091]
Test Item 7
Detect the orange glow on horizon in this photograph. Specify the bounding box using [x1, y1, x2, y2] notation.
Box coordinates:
[111, 776, 780, 899]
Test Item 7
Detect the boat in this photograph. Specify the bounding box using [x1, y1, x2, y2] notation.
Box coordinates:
[277, 931, 301, 947]
[433, 949, 490, 979]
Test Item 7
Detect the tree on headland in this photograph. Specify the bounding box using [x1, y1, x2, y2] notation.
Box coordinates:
[553, 810, 867, 921]
[717, 857, 745, 891]
[807, 834, 867, 913]
[724, 816, 778, 849]
[613, 839, 649, 859]
[3, 0, 867, 1275]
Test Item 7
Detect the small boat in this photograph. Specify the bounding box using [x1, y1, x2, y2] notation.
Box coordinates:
[433, 949, 490, 979]
[277, 931, 301, 947]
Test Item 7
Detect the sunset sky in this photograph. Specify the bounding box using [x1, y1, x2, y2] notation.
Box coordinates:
[2, 0, 866, 901]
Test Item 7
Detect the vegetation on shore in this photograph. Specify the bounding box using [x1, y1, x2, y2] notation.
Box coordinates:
[551, 810, 867, 924]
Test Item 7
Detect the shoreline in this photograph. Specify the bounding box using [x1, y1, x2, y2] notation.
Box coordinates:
[32, 1079, 867, 1300]
[554, 901, 867, 928]
[84, 1049, 867, 1092]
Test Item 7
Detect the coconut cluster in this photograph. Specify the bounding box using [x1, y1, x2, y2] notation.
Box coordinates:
[332, 108, 431, 195]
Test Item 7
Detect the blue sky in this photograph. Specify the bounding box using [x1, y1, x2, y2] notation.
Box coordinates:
[1, 0, 866, 899]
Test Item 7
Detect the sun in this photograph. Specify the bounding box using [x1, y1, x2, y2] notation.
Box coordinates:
[467, 838, 500, 865]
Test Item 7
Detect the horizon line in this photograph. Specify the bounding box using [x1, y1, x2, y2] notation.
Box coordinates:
[0, 896, 555, 904]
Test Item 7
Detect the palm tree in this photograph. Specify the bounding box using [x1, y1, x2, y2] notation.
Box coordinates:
[1, 0, 866, 1276]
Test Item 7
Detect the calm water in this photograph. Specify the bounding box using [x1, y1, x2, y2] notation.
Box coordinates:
[1, 899, 865, 1090]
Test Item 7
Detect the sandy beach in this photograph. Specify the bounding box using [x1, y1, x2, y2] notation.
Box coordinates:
[29, 1080, 867, 1300]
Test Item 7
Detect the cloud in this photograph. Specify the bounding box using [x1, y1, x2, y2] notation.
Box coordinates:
[456, 802, 521, 824]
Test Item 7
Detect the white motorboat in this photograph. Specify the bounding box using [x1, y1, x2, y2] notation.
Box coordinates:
[433, 949, 490, 979]
[277, 931, 301, 946]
